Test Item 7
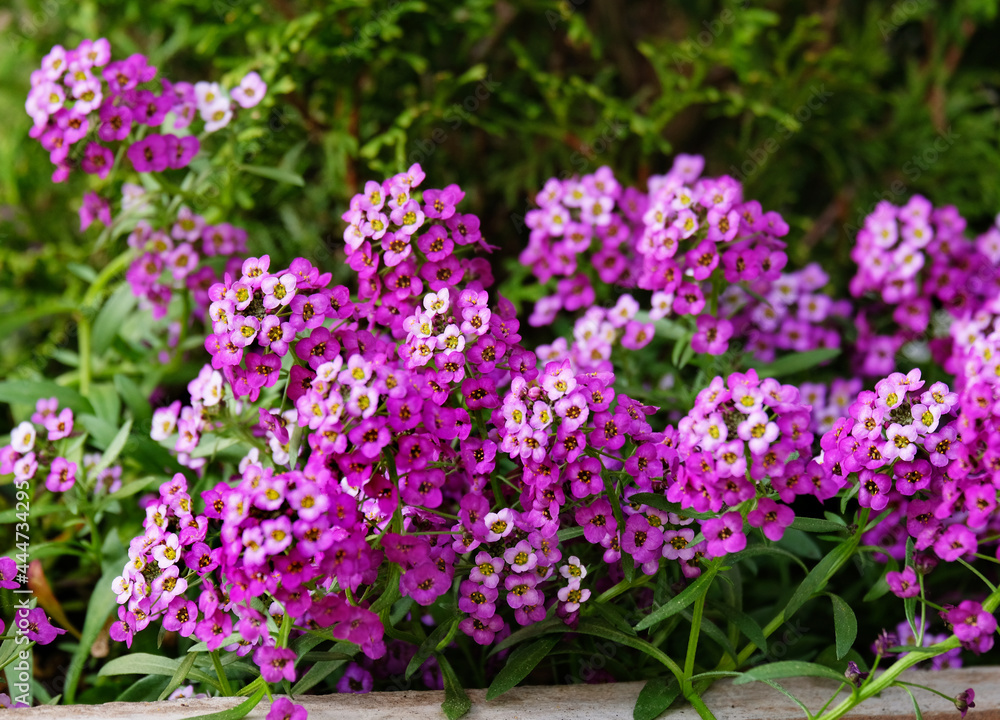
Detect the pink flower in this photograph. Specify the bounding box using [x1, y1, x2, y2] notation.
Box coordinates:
[702, 511, 746, 558]
[886, 566, 919, 598]
[747, 498, 794, 541]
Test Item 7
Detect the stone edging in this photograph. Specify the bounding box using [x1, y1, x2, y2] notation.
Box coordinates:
[11, 667, 1000, 719]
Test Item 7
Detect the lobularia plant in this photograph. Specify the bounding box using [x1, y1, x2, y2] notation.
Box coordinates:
[2, 38, 999, 720]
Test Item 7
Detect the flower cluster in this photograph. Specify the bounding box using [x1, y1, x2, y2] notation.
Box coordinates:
[723, 263, 851, 363]
[523, 157, 791, 358]
[124, 201, 247, 320]
[672, 369, 819, 519]
[850, 197, 1000, 377]
[1, 398, 78, 493]
[26, 38, 266, 182]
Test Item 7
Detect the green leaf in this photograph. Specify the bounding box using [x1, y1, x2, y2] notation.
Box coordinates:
[158, 652, 200, 701]
[114, 374, 152, 423]
[727, 544, 808, 572]
[98, 653, 219, 688]
[89, 382, 122, 426]
[0, 381, 94, 416]
[63, 564, 118, 703]
[783, 541, 856, 621]
[182, 684, 266, 720]
[406, 619, 458, 680]
[627, 492, 716, 520]
[436, 653, 471, 720]
[92, 284, 137, 355]
[288, 641, 358, 694]
[746, 348, 841, 378]
[791, 517, 847, 533]
[239, 164, 305, 186]
[93, 418, 133, 475]
[733, 660, 848, 685]
[829, 594, 857, 659]
[633, 677, 681, 720]
[716, 604, 767, 653]
[486, 636, 560, 700]
[491, 618, 564, 655]
[899, 684, 925, 720]
[634, 564, 718, 632]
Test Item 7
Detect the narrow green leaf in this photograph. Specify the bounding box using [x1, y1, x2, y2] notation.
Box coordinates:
[633, 677, 680, 720]
[828, 594, 857, 659]
[635, 565, 718, 632]
[436, 653, 471, 720]
[290, 659, 348, 695]
[727, 544, 808, 572]
[63, 566, 118, 703]
[239, 164, 305, 186]
[490, 618, 564, 656]
[719, 605, 767, 654]
[486, 636, 560, 700]
[158, 652, 200, 701]
[791, 517, 847, 533]
[92, 284, 137, 355]
[783, 541, 855, 621]
[733, 660, 847, 685]
[406, 619, 458, 680]
[114, 374, 152, 423]
[0, 381, 94, 416]
[93, 418, 133, 475]
[627, 493, 716, 520]
[182, 685, 266, 720]
[899, 684, 925, 720]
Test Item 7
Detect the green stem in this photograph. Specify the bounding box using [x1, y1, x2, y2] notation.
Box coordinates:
[78, 314, 92, 398]
[684, 590, 707, 685]
[687, 690, 718, 720]
[958, 557, 997, 592]
[893, 680, 955, 702]
[82, 249, 134, 307]
[210, 650, 234, 696]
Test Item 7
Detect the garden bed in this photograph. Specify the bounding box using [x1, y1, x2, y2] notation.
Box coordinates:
[12, 668, 1000, 719]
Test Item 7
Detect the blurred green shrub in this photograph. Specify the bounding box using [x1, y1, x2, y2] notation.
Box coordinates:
[1, 0, 999, 377]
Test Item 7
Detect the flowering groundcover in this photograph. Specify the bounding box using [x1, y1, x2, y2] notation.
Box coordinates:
[1, 34, 999, 720]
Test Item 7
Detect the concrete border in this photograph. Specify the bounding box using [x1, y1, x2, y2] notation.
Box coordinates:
[13, 667, 1000, 719]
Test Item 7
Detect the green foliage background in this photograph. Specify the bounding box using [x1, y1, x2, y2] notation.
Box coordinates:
[1, 0, 999, 371]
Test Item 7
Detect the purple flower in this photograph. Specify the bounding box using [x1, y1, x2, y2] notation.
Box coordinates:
[254, 646, 297, 683]
[955, 688, 976, 719]
[691, 314, 733, 355]
[165, 134, 200, 169]
[98, 100, 132, 141]
[79, 191, 111, 232]
[886, 566, 920, 599]
[337, 663, 373, 694]
[20, 608, 66, 645]
[946, 601, 996, 654]
[747, 498, 794, 542]
[128, 134, 170, 172]
[0, 557, 19, 589]
[702, 511, 746, 558]
[232, 71, 267, 109]
[45, 457, 77, 492]
[81, 141, 113, 178]
[267, 698, 307, 720]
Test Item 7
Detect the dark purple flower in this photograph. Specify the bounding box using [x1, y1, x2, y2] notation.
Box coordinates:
[128, 134, 170, 172]
[81, 142, 113, 179]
